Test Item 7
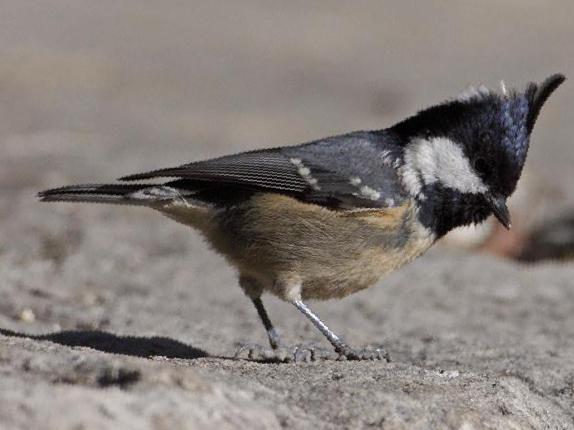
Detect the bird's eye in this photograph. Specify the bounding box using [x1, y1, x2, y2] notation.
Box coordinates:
[473, 157, 490, 177]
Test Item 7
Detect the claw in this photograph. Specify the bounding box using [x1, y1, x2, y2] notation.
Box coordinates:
[293, 346, 313, 363]
[291, 344, 337, 362]
[335, 344, 390, 362]
[234, 343, 389, 362]
[233, 343, 254, 360]
[234, 343, 274, 361]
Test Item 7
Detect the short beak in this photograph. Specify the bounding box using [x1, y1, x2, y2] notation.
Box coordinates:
[487, 195, 511, 230]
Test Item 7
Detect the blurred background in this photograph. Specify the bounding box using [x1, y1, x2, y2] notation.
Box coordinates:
[0, 1, 573, 331]
[2, 1, 573, 261]
[2, 5, 574, 426]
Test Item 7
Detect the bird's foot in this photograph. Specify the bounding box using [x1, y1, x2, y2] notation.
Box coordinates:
[334, 344, 390, 362]
[234, 343, 337, 362]
[234, 343, 279, 361]
[234, 343, 388, 362]
[290, 344, 339, 362]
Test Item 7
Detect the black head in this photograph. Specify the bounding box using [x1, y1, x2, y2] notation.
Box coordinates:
[392, 74, 565, 236]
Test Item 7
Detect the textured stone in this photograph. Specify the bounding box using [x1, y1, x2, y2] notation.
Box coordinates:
[1, 2, 574, 428]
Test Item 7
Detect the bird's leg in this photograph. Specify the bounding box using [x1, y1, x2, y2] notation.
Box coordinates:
[235, 277, 387, 362]
[291, 300, 354, 357]
[235, 276, 283, 360]
[292, 299, 388, 361]
[251, 297, 281, 349]
[234, 296, 283, 361]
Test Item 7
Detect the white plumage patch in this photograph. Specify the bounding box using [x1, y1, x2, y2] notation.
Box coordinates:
[401, 137, 488, 196]
[456, 84, 491, 102]
[290, 158, 321, 190]
[456, 79, 511, 102]
[398, 159, 423, 197]
[500, 80, 508, 96]
[131, 186, 188, 201]
[380, 150, 400, 168]
[359, 185, 381, 201]
[348, 176, 382, 201]
[349, 176, 362, 186]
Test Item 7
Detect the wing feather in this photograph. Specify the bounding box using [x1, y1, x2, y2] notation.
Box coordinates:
[120, 131, 407, 209]
[120, 149, 308, 192]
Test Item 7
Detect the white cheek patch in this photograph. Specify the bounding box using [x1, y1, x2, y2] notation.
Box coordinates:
[402, 137, 488, 195]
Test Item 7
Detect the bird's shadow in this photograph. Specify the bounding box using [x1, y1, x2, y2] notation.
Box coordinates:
[0, 328, 209, 360]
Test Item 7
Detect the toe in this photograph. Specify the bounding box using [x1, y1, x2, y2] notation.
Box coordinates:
[335, 345, 390, 362]
[293, 346, 312, 363]
[234, 343, 273, 361]
[291, 344, 338, 362]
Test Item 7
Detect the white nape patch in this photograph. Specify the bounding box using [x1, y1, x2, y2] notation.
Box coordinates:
[456, 84, 491, 102]
[401, 137, 488, 196]
[457, 79, 511, 102]
[290, 158, 321, 190]
[500, 80, 508, 96]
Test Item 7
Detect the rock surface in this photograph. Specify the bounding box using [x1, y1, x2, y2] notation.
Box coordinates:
[1, 1, 574, 429]
[2, 247, 574, 429]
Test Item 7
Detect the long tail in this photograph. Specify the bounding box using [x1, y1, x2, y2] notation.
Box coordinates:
[38, 183, 194, 206]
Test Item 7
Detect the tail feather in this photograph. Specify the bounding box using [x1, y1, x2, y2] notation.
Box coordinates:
[38, 183, 191, 205]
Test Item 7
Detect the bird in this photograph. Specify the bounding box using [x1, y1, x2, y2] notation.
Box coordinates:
[39, 74, 565, 361]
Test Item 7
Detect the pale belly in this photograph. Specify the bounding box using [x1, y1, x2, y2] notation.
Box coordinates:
[159, 193, 435, 301]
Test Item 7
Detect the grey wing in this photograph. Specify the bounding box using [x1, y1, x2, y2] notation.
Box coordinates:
[120, 131, 407, 209]
[282, 131, 407, 208]
[121, 148, 308, 193]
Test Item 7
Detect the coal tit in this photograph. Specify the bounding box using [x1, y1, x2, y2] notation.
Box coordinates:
[39, 74, 565, 361]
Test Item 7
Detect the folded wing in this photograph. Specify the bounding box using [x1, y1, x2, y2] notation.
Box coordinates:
[120, 131, 407, 209]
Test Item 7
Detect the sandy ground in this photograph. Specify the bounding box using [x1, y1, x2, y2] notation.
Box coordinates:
[1, 1, 574, 429]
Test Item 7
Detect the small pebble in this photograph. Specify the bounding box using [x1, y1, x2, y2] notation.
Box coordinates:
[20, 308, 36, 323]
